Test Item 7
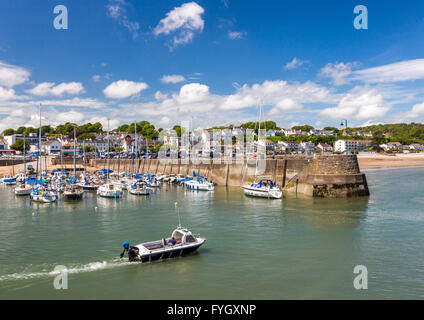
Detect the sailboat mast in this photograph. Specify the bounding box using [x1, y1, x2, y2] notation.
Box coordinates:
[107, 119, 110, 182]
[23, 132, 26, 179]
[73, 127, 76, 179]
[135, 123, 138, 175]
[60, 134, 63, 174]
[117, 130, 121, 175]
[38, 104, 41, 180]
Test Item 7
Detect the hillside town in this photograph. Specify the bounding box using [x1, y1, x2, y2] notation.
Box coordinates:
[1, 122, 424, 159]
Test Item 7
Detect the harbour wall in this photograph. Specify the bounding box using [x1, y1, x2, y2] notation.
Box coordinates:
[88, 155, 369, 198]
[0, 159, 25, 167]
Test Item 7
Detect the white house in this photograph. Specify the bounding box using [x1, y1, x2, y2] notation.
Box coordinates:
[300, 141, 316, 154]
[380, 142, 402, 151]
[278, 141, 300, 153]
[317, 142, 333, 152]
[41, 140, 62, 155]
[334, 140, 372, 153]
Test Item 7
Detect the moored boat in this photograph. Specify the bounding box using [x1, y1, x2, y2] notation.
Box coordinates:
[30, 186, 58, 203]
[242, 178, 282, 199]
[63, 184, 84, 200]
[97, 183, 123, 198]
[14, 183, 32, 196]
[184, 172, 214, 191]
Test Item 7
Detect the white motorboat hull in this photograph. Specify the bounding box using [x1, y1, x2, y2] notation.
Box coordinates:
[129, 188, 153, 195]
[14, 186, 32, 196]
[242, 185, 282, 199]
[30, 193, 58, 203]
[184, 181, 214, 191]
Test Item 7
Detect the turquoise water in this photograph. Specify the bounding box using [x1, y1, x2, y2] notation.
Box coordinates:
[0, 167, 423, 299]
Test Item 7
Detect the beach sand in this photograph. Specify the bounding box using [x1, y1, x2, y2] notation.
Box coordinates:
[357, 153, 424, 169]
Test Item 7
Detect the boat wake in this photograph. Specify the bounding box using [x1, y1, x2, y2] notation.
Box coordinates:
[0, 259, 132, 282]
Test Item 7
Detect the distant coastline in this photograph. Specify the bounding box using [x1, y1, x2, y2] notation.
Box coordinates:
[358, 153, 424, 170]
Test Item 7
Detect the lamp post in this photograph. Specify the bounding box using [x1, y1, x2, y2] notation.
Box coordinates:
[340, 119, 348, 155]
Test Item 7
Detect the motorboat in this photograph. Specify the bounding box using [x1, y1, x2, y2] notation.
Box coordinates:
[128, 181, 153, 195]
[1, 175, 16, 185]
[63, 184, 84, 200]
[14, 183, 32, 196]
[97, 183, 123, 198]
[120, 227, 206, 263]
[30, 186, 58, 203]
[184, 173, 214, 191]
[242, 178, 282, 199]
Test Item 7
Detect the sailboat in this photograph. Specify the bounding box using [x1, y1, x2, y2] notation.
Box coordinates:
[128, 181, 153, 195]
[30, 104, 58, 203]
[63, 127, 84, 200]
[97, 119, 123, 198]
[184, 171, 214, 191]
[242, 99, 282, 199]
[15, 133, 32, 195]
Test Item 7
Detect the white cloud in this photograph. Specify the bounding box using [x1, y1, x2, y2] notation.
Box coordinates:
[92, 75, 101, 82]
[177, 83, 210, 104]
[284, 57, 308, 70]
[154, 2, 205, 48]
[352, 59, 424, 83]
[103, 80, 148, 99]
[106, 0, 140, 39]
[319, 86, 392, 120]
[0, 86, 16, 100]
[161, 74, 186, 84]
[219, 80, 335, 110]
[0, 61, 30, 88]
[0, 97, 107, 109]
[319, 62, 357, 86]
[268, 98, 303, 115]
[56, 110, 85, 123]
[228, 31, 246, 40]
[27, 82, 85, 96]
[158, 116, 171, 126]
[154, 91, 168, 100]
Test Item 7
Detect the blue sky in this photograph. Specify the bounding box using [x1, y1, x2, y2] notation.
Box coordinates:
[1, 0, 424, 131]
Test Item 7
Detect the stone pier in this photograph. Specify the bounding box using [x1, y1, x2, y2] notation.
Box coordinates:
[88, 155, 369, 198]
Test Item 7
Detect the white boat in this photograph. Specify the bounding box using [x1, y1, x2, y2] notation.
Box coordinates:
[120, 227, 206, 263]
[184, 174, 214, 191]
[128, 181, 153, 195]
[242, 178, 282, 199]
[63, 184, 84, 200]
[30, 187, 58, 203]
[97, 183, 123, 198]
[14, 184, 33, 196]
[1, 175, 16, 185]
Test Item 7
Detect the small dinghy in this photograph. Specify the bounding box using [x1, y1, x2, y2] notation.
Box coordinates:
[120, 227, 206, 263]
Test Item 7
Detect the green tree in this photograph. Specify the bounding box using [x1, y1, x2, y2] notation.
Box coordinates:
[292, 125, 314, 132]
[16, 126, 26, 134]
[3, 128, 15, 136]
[10, 139, 30, 152]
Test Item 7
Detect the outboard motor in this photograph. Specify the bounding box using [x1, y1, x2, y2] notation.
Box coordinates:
[120, 241, 141, 262]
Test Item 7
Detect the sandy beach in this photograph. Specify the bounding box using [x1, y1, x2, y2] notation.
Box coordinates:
[358, 153, 424, 170]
